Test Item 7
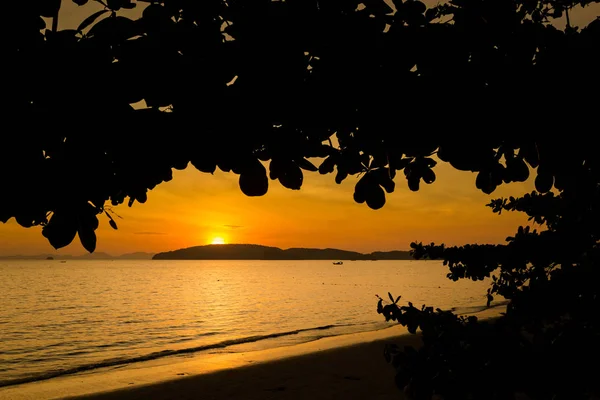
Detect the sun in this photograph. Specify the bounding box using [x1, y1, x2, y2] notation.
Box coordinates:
[211, 237, 226, 245]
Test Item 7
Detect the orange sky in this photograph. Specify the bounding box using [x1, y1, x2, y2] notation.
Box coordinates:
[0, 159, 537, 256]
[3, 1, 594, 256]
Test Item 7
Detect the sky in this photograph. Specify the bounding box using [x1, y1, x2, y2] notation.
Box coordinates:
[2, 0, 596, 256]
[0, 159, 537, 256]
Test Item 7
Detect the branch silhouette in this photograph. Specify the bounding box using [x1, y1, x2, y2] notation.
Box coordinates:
[4, 0, 600, 398]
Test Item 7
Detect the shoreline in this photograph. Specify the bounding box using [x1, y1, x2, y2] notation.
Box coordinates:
[0, 309, 504, 400]
[0, 325, 416, 400]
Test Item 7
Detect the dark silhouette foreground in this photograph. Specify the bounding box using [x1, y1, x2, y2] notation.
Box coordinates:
[5, 0, 600, 399]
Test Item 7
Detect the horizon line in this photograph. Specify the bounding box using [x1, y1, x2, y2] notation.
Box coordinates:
[0, 243, 412, 259]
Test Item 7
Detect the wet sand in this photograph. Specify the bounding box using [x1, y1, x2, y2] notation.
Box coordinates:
[1, 326, 418, 400]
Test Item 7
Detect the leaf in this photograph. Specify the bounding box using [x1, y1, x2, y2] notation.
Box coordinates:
[412, 1, 427, 14]
[407, 323, 418, 334]
[104, 211, 118, 230]
[269, 158, 283, 180]
[318, 156, 336, 174]
[15, 213, 36, 228]
[109, 219, 118, 230]
[388, 292, 394, 302]
[422, 168, 436, 184]
[191, 156, 217, 174]
[335, 167, 348, 184]
[239, 160, 269, 196]
[353, 190, 366, 204]
[354, 173, 373, 204]
[77, 9, 110, 32]
[136, 191, 148, 204]
[407, 177, 420, 192]
[42, 211, 78, 250]
[279, 163, 303, 190]
[476, 170, 497, 194]
[78, 204, 99, 253]
[295, 158, 318, 172]
[535, 170, 554, 193]
[373, 169, 395, 193]
[78, 227, 97, 253]
[395, 295, 401, 304]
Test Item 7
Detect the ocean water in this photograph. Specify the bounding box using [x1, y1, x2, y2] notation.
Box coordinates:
[0, 259, 504, 388]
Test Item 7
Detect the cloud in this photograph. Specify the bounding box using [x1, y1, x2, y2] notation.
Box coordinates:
[224, 225, 243, 229]
[133, 231, 167, 235]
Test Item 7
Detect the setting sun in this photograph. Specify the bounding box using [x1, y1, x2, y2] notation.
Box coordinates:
[211, 237, 226, 245]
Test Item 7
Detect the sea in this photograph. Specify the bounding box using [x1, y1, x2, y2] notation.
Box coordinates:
[0, 259, 506, 389]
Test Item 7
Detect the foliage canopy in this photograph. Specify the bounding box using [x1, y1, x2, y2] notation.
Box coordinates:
[5, 0, 600, 398]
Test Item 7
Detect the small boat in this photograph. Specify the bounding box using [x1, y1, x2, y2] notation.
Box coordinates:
[332, 261, 343, 265]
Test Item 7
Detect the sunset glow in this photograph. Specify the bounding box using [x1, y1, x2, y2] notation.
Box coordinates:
[0, 161, 537, 257]
[211, 237, 226, 245]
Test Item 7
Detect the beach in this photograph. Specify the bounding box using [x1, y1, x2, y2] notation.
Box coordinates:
[1, 261, 504, 400]
[1, 326, 420, 400]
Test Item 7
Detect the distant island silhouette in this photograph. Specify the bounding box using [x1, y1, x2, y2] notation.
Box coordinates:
[152, 244, 412, 260]
[0, 252, 155, 260]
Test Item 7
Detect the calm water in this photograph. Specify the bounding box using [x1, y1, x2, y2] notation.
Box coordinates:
[0, 260, 503, 387]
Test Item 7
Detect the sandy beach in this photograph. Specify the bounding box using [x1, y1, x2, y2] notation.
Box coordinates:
[1, 326, 420, 400]
[76, 333, 419, 400]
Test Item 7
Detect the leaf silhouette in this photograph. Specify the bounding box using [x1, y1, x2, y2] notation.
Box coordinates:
[318, 156, 336, 174]
[109, 219, 118, 230]
[42, 211, 78, 250]
[239, 159, 269, 196]
[278, 162, 303, 190]
[78, 227, 97, 253]
[366, 184, 386, 209]
[295, 158, 318, 172]
[77, 10, 110, 33]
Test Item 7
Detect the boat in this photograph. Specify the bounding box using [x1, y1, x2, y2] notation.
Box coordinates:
[332, 261, 343, 265]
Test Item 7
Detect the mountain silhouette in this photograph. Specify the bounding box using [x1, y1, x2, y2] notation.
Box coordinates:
[152, 244, 411, 260]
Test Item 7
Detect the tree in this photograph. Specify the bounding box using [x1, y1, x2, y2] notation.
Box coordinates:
[4, 0, 600, 398]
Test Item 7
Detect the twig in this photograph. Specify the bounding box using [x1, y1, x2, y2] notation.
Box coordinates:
[52, 0, 61, 32]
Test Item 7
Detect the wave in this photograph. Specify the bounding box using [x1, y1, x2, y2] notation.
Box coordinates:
[0, 323, 348, 388]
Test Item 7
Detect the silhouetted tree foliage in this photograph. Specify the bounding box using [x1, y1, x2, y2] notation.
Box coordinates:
[5, 0, 600, 398]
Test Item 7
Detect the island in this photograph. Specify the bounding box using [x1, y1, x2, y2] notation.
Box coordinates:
[152, 244, 412, 260]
